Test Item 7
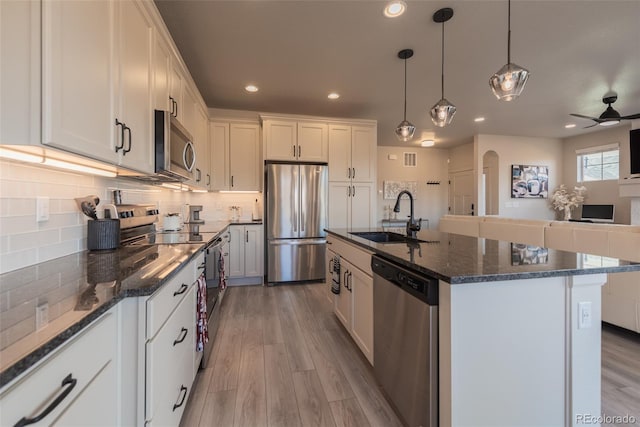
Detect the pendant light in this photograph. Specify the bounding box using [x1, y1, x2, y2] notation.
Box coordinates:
[395, 49, 416, 142]
[489, 0, 530, 101]
[430, 8, 456, 128]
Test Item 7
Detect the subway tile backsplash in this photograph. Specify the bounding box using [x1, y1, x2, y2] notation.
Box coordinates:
[0, 160, 262, 274]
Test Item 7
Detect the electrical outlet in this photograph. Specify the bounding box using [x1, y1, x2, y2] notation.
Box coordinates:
[578, 301, 592, 329]
[36, 196, 50, 222]
[36, 303, 49, 330]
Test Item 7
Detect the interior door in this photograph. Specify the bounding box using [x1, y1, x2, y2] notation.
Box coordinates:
[266, 163, 299, 239]
[449, 170, 474, 216]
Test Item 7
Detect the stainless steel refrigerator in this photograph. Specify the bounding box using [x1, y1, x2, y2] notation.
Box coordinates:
[265, 162, 328, 283]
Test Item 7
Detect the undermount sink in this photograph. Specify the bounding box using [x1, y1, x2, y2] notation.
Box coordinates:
[349, 231, 424, 244]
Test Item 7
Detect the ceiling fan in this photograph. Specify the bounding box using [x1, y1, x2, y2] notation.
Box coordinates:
[570, 92, 640, 128]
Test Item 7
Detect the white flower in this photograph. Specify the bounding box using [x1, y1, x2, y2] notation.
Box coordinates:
[550, 185, 587, 212]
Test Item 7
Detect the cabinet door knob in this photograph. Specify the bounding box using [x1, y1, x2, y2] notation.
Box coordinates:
[14, 373, 77, 427]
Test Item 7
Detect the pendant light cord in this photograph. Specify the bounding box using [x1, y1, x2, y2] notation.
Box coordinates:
[403, 56, 408, 120]
[507, 0, 511, 64]
[441, 20, 445, 99]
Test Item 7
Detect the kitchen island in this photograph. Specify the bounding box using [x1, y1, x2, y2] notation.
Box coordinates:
[326, 228, 640, 427]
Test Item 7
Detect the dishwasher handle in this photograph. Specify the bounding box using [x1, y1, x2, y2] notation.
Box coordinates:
[371, 256, 439, 306]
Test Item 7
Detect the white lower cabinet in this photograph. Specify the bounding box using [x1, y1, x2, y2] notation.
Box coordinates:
[228, 224, 263, 284]
[0, 308, 117, 427]
[326, 235, 374, 364]
[146, 284, 196, 426]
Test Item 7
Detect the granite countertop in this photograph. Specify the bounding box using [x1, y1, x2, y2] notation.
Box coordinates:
[326, 228, 640, 284]
[0, 242, 205, 387]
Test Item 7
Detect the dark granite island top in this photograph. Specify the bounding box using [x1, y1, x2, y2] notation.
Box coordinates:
[325, 228, 640, 283]
[0, 243, 204, 387]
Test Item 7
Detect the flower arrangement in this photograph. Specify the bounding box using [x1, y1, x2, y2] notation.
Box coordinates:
[550, 185, 587, 220]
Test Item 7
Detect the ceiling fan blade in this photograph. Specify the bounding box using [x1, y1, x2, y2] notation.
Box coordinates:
[583, 123, 599, 129]
[570, 113, 599, 121]
[621, 113, 640, 120]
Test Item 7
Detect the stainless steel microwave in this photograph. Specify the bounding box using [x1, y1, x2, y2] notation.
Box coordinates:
[154, 109, 196, 181]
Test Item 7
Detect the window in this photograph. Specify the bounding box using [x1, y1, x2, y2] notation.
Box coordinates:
[576, 144, 619, 182]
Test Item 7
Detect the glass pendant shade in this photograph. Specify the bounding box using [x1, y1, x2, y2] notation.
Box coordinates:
[395, 120, 416, 141]
[430, 98, 456, 127]
[489, 62, 530, 101]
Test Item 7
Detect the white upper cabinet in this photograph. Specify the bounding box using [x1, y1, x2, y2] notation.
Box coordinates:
[263, 117, 328, 162]
[193, 104, 210, 189]
[115, 0, 154, 173]
[328, 124, 376, 183]
[153, 34, 172, 113]
[42, 0, 154, 174]
[42, 0, 117, 163]
[328, 125, 351, 181]
[210, 121, 261, 191]
[169, 61, 185, 121]
[297, 121, 328, 162]
[263, 119, 297, 160]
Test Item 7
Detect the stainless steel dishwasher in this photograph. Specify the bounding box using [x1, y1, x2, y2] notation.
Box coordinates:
[372, 255, 439, 427]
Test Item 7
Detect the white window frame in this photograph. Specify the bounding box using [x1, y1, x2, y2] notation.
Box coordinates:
[576, 143, 619, 182]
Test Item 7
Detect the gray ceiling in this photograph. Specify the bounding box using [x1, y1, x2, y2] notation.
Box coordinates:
[155, 0, 640, 148]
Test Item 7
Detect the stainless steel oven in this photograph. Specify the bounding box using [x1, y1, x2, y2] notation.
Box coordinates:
[201, 231, 228, 368]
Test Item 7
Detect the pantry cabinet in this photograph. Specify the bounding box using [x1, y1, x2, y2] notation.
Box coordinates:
[42, 0, 154, 174]
[228, 224, 263, 284]
[153, 33, 172, 113]
[328, 182, 375, 229]
[262, 116, 328, 162]
[210, 121, 261, 191]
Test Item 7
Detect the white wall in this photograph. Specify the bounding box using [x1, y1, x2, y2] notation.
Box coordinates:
[377, 146, 449, 230]
[475, 134, 563, 220]
[561, 124, 631, 225]
[0, 160, 260, 274]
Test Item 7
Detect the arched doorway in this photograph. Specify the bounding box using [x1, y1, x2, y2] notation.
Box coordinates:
[483, 151, 499, 215]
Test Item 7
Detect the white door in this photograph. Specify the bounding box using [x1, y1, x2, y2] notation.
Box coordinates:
[210, 121, 229, 191]
[449, 170, 475, 216]
[297, 122, 327, 162]
[351, 126, 376, 183]
[328, 124, 351, 181]
[230, 123, 260, 191]
[351, 183, 374, 229]
[116, 0, 153, 174]
[350, 265, 373, 364]
[264, 120, 297, 160]
[328, 182, 351, 229]
[43, 0, 116, 163]
[243, 225, 263, 277]
[228, 226, 245, 278]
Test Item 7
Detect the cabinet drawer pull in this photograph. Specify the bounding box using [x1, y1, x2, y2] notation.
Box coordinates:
[352, 168, 355, 179]
[197, 262, 206, 271]
[298, 145, 301, 158]
[173, 284, 188, 297]
[246, 230, 249, 243]
[173, 327, 188, 346]
[173, 385, 188, 412]
[14, 373, 77, 427]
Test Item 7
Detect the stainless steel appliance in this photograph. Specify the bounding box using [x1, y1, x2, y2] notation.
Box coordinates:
[371, 255, 439, 427]
[265, 162, 328, 283]
[131, 110, 196, 182]
[201, 230, 228, 368]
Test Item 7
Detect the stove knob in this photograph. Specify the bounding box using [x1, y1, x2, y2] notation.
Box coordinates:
[119, 212, 127, 218]
[397, 272, 406, 283]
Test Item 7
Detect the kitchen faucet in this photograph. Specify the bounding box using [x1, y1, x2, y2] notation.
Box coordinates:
[393, 190, 421, 239]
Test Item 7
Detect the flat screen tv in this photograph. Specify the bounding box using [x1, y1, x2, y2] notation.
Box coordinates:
[581, 204, 615, 223]
[630, 128, 640, 175]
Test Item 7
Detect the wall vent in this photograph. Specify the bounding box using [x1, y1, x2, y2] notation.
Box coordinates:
[403, 152, 417, 167]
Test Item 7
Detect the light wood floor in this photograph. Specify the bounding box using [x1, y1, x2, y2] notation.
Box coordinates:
[181, 283, 640, 427]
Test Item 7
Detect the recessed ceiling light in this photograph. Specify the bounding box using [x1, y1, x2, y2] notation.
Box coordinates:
[328, 92, 340, 100]
[421, 139, 435, 147]
[384, 0, 406, 18]
[474, 117, 485, 122]
[244, 84, 259, 93]
[565, 123, 576, 129]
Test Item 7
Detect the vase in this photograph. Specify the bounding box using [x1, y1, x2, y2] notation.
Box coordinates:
[563, 208, 572, 221]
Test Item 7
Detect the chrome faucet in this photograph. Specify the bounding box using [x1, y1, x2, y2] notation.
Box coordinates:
[393, 190, 421, 239]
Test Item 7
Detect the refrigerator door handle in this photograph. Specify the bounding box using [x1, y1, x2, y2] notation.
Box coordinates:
[269, 238, 326, 246]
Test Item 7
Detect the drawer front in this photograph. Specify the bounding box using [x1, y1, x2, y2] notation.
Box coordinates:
[0, 311, 116, 427]
[147, 258, 197, 339]
[327, 235, 373, 276]
[146, 284, 196, 426]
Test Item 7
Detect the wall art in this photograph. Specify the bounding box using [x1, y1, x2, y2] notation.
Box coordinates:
[511, 165, 549, 198]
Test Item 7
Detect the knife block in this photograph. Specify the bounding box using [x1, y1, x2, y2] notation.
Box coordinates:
[87, 219, 120, 251]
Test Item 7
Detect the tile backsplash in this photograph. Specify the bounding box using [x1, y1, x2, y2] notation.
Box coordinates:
[0, 160, 262, 274]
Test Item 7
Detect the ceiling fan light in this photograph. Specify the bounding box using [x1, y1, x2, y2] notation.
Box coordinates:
[395, 120, 416, 142]
[599, 120, 620, 127]
[430, 98, 456, 127]
[489, 62, 529, 101]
